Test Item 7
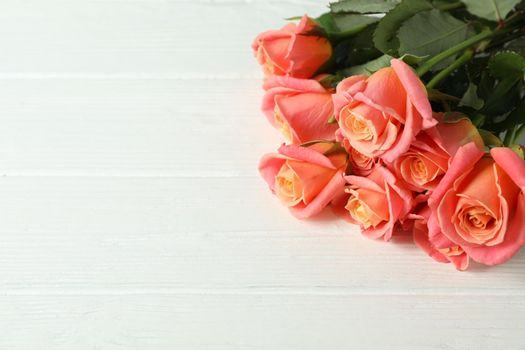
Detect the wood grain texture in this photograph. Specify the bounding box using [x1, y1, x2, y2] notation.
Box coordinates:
[1, 295, 524, 350]
[0, 1, 324, 77]
[0, 1, 523, 349]
[0, 176, 524, 293]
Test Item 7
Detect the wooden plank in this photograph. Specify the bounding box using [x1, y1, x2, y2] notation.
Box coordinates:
[0, 176, 524, 292]
[0, 294, 523, 350]
[0, 1, 324, 76]
[0, 78, 280, 176]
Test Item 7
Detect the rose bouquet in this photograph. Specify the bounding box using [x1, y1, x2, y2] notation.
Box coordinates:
[252, 0, 525, 270]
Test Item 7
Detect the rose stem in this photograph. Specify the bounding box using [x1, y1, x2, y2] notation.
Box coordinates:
[416, 28, 493, 77]
[425, 49, 474, 90]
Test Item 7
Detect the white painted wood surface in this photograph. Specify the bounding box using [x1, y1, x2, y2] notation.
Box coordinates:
[0, 1, 523, 349]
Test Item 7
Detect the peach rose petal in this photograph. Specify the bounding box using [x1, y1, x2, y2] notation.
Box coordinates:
[413, 222, 450, 264]
[462, 193, 525, 265]
[287, 160, 336, 204]
[278, 144, 336, 169]
[491, 147, 525, 189]
[428, 143, 485, 209]
[274, 92, 335, 143]
[435, 118, 485, 155]
[332, 75, 367, 115]
[360, 67, 406, 118]
[289, 170, 346, 219]
[381, 94, 422, 163]
[390, 59, 435, 129]
[259, 153, 287, 193]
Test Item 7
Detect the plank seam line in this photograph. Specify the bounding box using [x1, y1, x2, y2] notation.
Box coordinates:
[1, 288, 524, 297]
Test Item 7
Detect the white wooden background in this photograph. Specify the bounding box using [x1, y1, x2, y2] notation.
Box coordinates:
[0, 1, 523, 349]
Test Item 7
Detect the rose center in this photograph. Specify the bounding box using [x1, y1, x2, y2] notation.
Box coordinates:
[466, 210, 494, 230]
[274, 164, 303, 207]
[455, 204, 499, 244]
[348, 114, 373, 141]
[346, 197, 373, 229]
[410, 158, 427, 181]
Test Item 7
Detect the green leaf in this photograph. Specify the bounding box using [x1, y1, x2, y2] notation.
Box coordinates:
[399, 53, 427, 65]
[342, 54, 393, 76]
[333, 24, 383, 67]
[460, 0, 520, 21]
[316, 13, 379, 39]
[478, 129, 504, 147]
[488, 52, 525, 79]
[506, 37, 525, 56]
[373, 0, 433, 55]
[493, 98, 525, 132]
[482, 76, 521, 116]
[459, 83, 485, 110]
[397, 9, 471, 70]
[330, 0, 400, 14]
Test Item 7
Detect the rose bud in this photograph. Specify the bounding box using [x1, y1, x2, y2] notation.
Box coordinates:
[332, 59, 437, 162]
[412, 207, 469, 271]
[333, 166, 413, 241]
[252, 15, 332, 79]
[262, 76, 337, 144]
[428, 143, 525, 266]
[389, 116, 484, 192]
[259, 142, 347, 219]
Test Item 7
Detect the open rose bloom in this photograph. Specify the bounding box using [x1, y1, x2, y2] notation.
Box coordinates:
[332, 59, 437, 163]
[259, 142, 347, 219]
[334, 166, 413, 241]
[428, 143, 525, 266]
[252, 12, 525, 271]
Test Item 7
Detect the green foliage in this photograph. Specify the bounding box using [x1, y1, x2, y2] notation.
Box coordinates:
[330, 0, 400, 13]
[459, 83, 484, 110]
[373, 0, 433, 55]
[341, 54, 394, 75]
[506, 37, 525, 56]
[320, 0, 525, 138]
[397, 9, 471, 69]
[460, 0, 521, 22]
[333, 25, 383, 67]
[488, 51, 525, 79]
[316, 13, 379, 39]
[483, 77, 522, 117]
[492, 98, 525, 132]
[478, 129, 504, 146]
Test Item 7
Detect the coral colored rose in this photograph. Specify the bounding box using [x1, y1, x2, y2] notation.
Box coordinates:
[411, 207, 469, 271]
[333, 166, 413, 241]
[428, 143, 525, 266]
[389, 116, 483, 192]
[337, 133, 377, 176]
[262, 76, 337, 143]
[252, 15, 332, 79]
[332, 59, 437, 162]
[259, 142, 347, 219]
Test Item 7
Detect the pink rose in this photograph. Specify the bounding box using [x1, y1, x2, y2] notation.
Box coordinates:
[332, 59, 437, 162]
[262, 76, 337, 144]
[334, 166, 413, 241]
[412, 207, 469, 271]
[428, 143, 525, 266]
[337, 133, 377, 176]
[252, 15, 332, 79]
[389, 116, 483, 192]
[259, 142, 347, 219]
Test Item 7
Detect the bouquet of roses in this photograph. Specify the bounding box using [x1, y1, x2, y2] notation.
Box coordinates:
[252, 0, 525, 270]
